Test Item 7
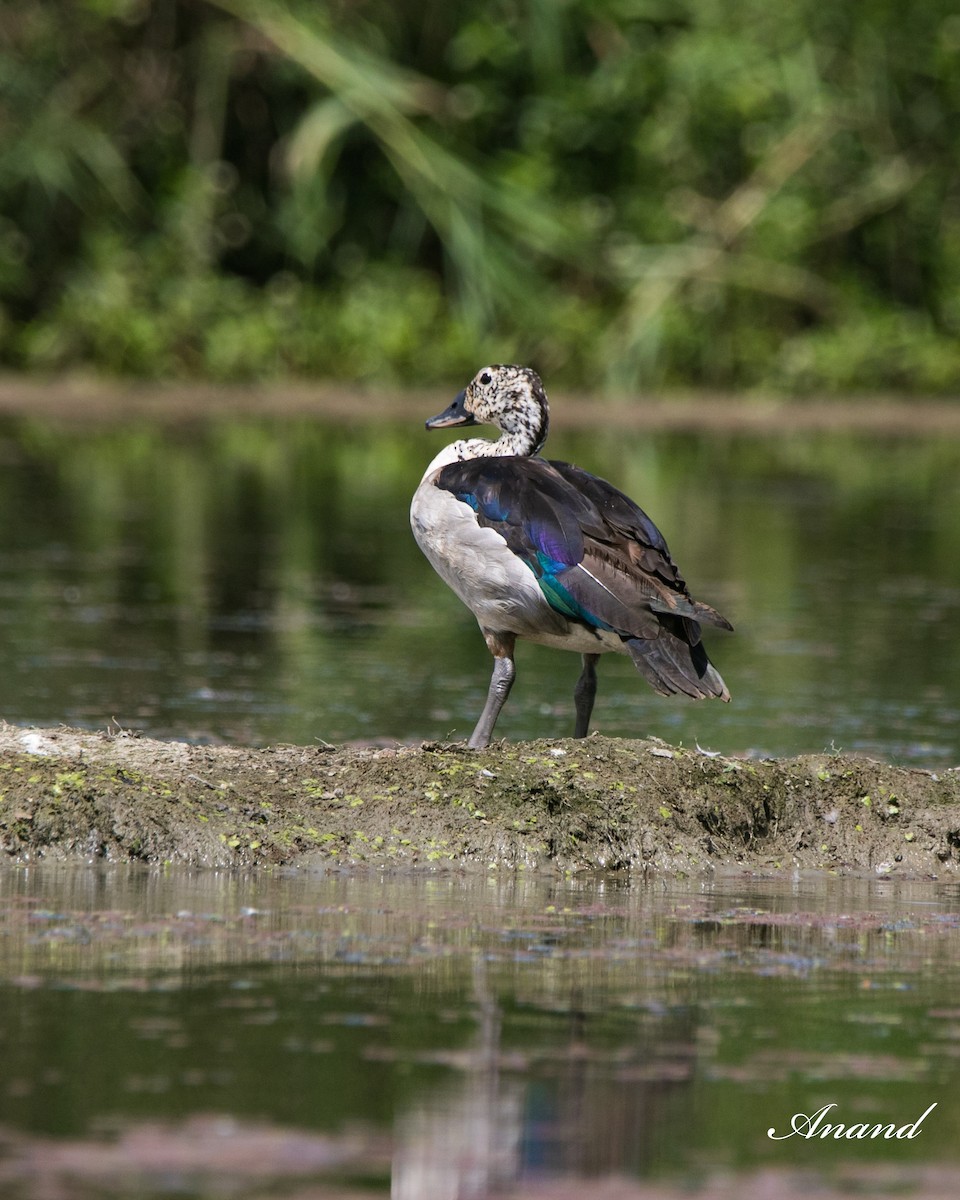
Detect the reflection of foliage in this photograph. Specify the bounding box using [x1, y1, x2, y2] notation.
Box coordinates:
[3, 0, 960, 390]
[2, 415, 960, 752]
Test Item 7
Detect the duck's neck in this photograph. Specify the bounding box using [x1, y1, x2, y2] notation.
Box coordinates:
[455, 407, 549, 461]
[421, 406, 548, 479]
[453, 433, 528, 461]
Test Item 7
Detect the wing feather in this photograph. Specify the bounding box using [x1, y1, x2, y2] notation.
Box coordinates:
[434, 455, 731, 700]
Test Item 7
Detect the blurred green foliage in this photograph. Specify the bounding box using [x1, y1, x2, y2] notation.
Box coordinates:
[2, 0, 960, 392]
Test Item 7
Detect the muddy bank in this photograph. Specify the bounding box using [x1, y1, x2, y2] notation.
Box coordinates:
[1, 724, 959, 875]
[3, 375, 960, 436]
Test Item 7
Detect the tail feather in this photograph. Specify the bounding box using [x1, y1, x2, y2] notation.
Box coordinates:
[648, 594, 734, 632]
[625, 621, 730, 702]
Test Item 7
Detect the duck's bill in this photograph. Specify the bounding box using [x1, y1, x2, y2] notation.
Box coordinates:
[425, 390, 477, 430]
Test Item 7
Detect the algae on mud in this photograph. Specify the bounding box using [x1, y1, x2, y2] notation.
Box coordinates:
[1, 724, 958, 875]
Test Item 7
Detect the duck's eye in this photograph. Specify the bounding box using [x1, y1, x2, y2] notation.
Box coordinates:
[479, 371, 492, 386]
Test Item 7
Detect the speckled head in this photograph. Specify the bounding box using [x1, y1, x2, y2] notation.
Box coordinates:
[425, 365, 549, 456]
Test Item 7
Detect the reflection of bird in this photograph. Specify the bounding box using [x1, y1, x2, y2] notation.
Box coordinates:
[410, 365, 732, 749]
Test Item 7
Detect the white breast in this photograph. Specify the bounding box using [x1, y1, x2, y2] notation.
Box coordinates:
[410, 451, 621, 655]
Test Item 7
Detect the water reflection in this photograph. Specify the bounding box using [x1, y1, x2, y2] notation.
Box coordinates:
[390, 967, 694, 1198]
[0, 414, 959, 761]
[0, 867, 958, 1198]
[392, 964, 524, 1200]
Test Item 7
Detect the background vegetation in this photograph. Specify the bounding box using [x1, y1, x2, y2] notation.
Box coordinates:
[3, 0, 960, 392]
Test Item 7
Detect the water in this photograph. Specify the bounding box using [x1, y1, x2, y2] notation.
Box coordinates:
[0, 865, 957, 1198]
[1, 411, 958, 763]
[2, 407, 958, 1198]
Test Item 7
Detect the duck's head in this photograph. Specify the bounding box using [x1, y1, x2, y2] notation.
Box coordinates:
[426, 364, 549, 456]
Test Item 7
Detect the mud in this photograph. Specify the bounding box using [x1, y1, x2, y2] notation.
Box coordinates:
[1, 724, 958, 875]
[4, 376, 960, 436]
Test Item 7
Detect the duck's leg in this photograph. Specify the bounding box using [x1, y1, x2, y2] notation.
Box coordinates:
[468, 630, 517, 749]
[573, 652, 600, 738]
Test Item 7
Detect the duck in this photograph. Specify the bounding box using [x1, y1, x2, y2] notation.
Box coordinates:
[410, 364, 732, 749]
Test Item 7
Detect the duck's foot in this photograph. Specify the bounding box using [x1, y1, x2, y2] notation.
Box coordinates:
[468, 631, 517, 749]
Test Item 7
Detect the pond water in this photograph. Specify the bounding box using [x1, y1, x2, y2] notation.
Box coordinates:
[0, 865, 958, 1199]
[0, 410, 958, 763]
[2, 407, 960, 1197]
